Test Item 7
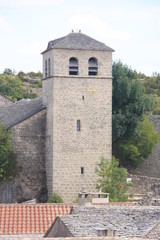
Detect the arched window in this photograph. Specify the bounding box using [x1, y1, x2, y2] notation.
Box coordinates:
[48, 58, 51, 77]
[69, 57, 78, 75]
[88, 57, 98, 76]
[45, 60, 47, 78]
[77, 120, 80, 131]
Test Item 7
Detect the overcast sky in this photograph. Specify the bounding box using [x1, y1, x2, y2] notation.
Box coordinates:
[0, 0, 160, 76]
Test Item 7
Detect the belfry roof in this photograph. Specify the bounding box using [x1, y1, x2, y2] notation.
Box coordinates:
[42, 32, 114, 53]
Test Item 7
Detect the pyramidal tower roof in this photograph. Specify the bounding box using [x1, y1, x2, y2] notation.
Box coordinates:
[42, 32, 114, 53]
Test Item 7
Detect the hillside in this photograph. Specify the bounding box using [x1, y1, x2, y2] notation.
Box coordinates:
[0, 69, 42, 101]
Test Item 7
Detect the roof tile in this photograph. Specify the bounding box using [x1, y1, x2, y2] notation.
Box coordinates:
[0, 204, 71, 235]
[42, 32, 114, 53]
[0, 97, 46, 129]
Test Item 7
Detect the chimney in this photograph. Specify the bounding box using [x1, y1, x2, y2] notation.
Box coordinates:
[96, 228, 118, 237]
[78, 192, 90, 206]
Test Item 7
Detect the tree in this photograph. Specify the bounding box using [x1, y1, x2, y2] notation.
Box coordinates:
[17, 71, 26, 81]
[117, 117, 159, 167]
[143, 73, 160, 96]
[3, 68, 13, 75]
[112, 61, 158, 168]
[0, 73, 37, 101]
[96, 157, 132, 202]
[112, 61, 153, 143]
[0, 123, 17, 182]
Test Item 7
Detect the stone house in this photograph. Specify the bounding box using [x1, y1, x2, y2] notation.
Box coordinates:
[44, 206, 160, 239]
[0, 32, 114, 203]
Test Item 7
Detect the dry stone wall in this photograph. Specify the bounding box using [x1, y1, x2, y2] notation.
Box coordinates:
[0, 109, 47, 203]
[129, 174, 160, 195]
[0, 94, 13, 107]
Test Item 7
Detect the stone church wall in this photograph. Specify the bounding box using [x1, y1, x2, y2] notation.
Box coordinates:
[0, 109, 47, 203]
[43, 48, 113, 202]
[0, 94, 13, 107]
[42, 78, 54, 199]
[51, 76, 112, 202]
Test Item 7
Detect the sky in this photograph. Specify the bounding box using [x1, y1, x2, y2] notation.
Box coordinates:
[0, 0, 160, 76]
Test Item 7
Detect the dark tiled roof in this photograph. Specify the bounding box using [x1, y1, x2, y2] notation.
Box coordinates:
[0, 97, 46, 129]
[42, 32, 114, 53]
[48, 206, 160, 238]
[0, 204, 72, 235]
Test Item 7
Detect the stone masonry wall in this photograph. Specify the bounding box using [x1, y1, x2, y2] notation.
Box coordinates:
[43, 49, 112, 78]
[129, 174, 160, 195]
[0, 94, 13, 107]
[42, 48, 112, 202]
[147, 222, 160, 239]
[42, 78, 54, 199]
[52, 76, 112, 202]
[0, 109, 47, 203]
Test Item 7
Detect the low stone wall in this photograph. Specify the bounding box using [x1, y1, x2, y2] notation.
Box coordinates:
[129, 174, 160, 195]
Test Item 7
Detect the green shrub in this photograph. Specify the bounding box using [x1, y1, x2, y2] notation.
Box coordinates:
[48, 192, 63, 203]
[0, 123, 18, 181]
[117, 117, 159, 167]
[96, 156, 132, 202]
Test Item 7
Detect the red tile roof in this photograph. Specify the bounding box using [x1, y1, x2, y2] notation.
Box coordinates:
[0, 204, 72, 235]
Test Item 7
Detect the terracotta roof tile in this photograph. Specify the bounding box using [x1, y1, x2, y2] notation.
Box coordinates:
[0, 204, 72, 235]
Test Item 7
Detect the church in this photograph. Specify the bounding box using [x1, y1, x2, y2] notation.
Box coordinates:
[0, 32, 114, 203]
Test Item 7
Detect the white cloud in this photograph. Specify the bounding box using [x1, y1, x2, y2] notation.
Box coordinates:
[69, 14, 131, 42]
[0, 15, 9, 30]
[0, 0, 63, 7]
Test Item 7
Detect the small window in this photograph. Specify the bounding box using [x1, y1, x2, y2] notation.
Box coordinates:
[81, 167, 84, 175]
[45, 60, 47, 78]
[69, 57, 78, 75]
[77, 120, 80, 131]
[48, 58, 51, 77]
[88, 57, 98, 76]
[82, 95, 84, 100]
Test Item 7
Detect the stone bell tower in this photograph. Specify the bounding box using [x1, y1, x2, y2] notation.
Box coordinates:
[41, 31, 114, 202]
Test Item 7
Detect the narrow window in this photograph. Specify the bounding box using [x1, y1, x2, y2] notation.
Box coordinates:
[81, 167, 84, 175]
[48, 58, 51, 77]
[69, 57, 78, 75]
[82, 95, 84, 100]
[45, 60, 47, 78]
[77, 120, 80, 131]
[88, 57, 98, 76]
